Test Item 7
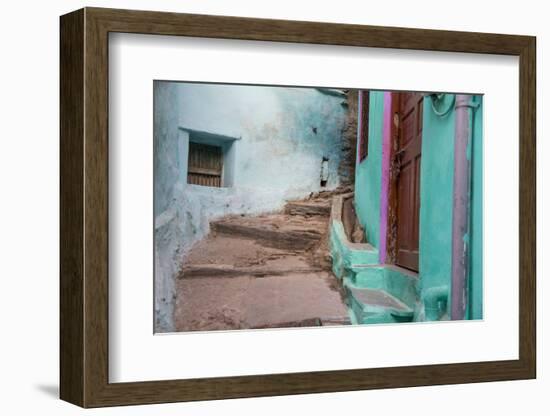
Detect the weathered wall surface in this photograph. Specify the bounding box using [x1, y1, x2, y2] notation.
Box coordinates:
[419, 93, 483, 320]
[176, 83, 348, 191]
[354, 91, 384, 250]
[418, 94, 456, 318]
[339, 89, 358, 186]
[154, 82, 180, 215]
[154, 82, 349, 332]
[154, 82, 179, 332]
[469, 95, 483, 320]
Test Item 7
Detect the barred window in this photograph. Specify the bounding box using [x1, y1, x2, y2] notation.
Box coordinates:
[187, 142, 223, 187]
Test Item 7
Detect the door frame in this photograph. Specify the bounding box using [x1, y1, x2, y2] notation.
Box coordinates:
[385, 93, 401, 266]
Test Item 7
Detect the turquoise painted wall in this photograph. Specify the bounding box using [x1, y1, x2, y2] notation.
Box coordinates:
[469, 96, 483, 319]
[355, 91, 384, 249]
[418, 94, 456, 315]
[349, 92, 483, 322]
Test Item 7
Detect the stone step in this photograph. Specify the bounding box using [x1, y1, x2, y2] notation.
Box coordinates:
[345, 286, 414, 325]
[320, 316, 352, 326]
[179, 264, 324, 279]
[251, 316, 351, 329]
[251, 317, 322, 329]
[211, 220, 323, 251]
[284, 201, 331, 217]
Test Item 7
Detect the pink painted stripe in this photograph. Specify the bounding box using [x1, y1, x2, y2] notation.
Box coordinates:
[379, 92, 392, 264]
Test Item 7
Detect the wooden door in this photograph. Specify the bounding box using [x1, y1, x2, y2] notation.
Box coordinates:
[394, 92, 423, 271]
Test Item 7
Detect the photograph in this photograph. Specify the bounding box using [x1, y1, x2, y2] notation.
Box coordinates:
[153, 81, 483, 333]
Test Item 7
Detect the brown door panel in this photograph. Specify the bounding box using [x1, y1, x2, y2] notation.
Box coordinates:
[397, 161, 413, 249]
[397, 249, 419, 271]
[394, 92, 423, 272]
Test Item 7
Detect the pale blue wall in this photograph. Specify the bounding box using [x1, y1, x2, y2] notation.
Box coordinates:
[354, 91, 384, 249]
[153, 81, 349, 332]
[153, 81, 179, 332]
[154, 82, 180, 216]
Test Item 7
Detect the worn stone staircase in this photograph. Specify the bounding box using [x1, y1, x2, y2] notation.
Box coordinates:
[175, 190, 351, 332]
[329, 193, 419, 325]
[211, 213, 325, 252]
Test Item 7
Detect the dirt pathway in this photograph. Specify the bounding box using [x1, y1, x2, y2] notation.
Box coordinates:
[174, 190, 351, 332]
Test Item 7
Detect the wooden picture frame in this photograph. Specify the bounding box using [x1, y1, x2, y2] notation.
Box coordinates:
[60, 7, 536, 408]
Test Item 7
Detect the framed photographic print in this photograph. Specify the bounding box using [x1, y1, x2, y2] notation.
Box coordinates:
[60, 7, 536, 408]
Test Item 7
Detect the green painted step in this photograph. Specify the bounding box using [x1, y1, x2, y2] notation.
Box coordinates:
[345, 286, 414, 325]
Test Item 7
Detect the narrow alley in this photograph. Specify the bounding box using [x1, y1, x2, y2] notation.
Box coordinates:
[154, 82, 484, 333]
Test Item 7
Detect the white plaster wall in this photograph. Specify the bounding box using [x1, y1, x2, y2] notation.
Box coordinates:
[154, 81, 349, 331]
[177, 82, 347, 190]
